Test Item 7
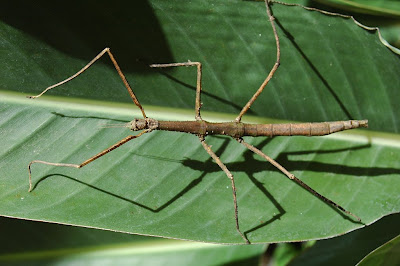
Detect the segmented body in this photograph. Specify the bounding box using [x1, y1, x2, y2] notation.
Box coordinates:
[129, 118, 368, 138]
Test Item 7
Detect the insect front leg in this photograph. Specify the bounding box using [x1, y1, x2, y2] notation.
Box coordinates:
[27, 48, 147, 119]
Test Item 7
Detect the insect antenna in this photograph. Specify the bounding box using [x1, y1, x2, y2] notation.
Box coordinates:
[98, 122, 131, 129]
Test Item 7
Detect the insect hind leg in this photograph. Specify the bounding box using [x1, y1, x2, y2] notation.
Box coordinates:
[236, 137, 362, 222]
[28, 130, 151, 192]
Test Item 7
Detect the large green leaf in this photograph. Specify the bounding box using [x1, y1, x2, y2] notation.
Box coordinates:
[0, 217, 266, 265]
[0, 0, 399, 245]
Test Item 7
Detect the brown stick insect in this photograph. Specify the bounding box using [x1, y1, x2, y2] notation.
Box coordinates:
[27, 0, 368, 244]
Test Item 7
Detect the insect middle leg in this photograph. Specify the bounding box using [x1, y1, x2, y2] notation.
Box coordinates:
[199, 135, 249, 244]
[150, 61, 203, 121]
[28, 130, 151, 192]
[27, 48, 147, 119]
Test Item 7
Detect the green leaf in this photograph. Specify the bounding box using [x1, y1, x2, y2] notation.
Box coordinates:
[0, 0, 399, 244]
[289, 213, 400, 265]
[358, 234, 400, 266]
[313, 0, 400, 17]
[0, 217, 266, 265]
[308, 0, 400, 49]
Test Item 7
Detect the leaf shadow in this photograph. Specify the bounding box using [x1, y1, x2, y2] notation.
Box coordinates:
[271, 5, 354, 120]
[30, 136, 229, 215]
[181, 137, 378, 235]
[29, 135, 285, 242]
[0, 0, 172, 72]
[51, 112, 131, 124]
[29, 134, 399, 242]
[275, 145, 400, 177]
[32, 174, 156, 212]
[3, 0, 252, 113]
[150, 71, 255, 114]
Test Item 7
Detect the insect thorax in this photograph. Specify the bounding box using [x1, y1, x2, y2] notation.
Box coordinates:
[129, 118, 159, 131]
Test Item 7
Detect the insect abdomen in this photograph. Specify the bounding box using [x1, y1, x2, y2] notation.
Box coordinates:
[243, 120, 368, 137]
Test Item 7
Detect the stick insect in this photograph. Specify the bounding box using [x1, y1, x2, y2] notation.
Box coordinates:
[27, 0, 368, 244]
